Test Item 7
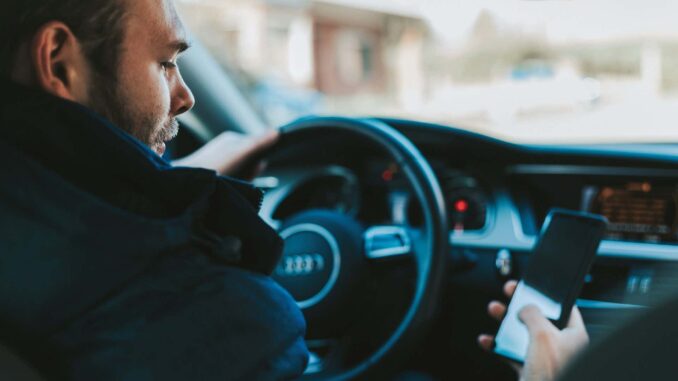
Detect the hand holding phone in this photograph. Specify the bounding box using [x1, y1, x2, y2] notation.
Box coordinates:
[493, 209, 607, 363]
[518, 303, 589, 381]
[479, 280, 590, 381]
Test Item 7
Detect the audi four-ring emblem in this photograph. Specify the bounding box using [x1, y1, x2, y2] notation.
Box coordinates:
[277, 254, 326, 276]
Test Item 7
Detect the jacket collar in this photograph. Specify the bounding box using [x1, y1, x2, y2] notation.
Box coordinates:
[0, 80, 281, 275]
[0, 79, 262, 215]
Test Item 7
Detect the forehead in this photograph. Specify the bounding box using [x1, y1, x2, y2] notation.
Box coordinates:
[124, 0, 187, 45]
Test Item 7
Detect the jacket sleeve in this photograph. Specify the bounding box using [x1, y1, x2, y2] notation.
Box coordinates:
[45, 255, 309, 381]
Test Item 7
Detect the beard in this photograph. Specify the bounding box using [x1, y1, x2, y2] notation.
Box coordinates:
[86, 73, 179, 155]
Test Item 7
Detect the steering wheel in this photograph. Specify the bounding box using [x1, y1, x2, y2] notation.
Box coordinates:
[261, 117, 449, 380]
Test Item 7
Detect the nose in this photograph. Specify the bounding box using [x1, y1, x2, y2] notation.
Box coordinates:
[170, 70, 195, 116]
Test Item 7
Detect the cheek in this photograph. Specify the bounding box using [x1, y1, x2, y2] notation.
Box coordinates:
[156, 69, 173, 114]
[126, 66, 172, 119]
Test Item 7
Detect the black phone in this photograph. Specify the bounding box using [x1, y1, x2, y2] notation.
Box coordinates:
[494, 209, 608, 363]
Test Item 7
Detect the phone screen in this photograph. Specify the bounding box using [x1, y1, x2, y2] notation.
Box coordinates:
[494, 209, 607, 362]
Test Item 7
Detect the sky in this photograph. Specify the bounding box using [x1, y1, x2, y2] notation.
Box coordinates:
[323, 0, 678, 44]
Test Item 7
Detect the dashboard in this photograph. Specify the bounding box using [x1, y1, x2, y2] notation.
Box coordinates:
[259, 119, 678, 283]
[254, 118, 678, 379]
[511, 165, 678, 244]
[260, 161, 489, 233]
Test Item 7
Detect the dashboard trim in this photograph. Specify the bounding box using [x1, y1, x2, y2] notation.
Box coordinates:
[508, 164, 678, 178]
[576, 299, 644, 310]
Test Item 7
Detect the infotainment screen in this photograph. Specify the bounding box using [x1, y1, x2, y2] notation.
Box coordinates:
[582, 182, 678, 244]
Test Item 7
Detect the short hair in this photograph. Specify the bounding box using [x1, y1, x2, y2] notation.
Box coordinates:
[0, 0, 126, 79]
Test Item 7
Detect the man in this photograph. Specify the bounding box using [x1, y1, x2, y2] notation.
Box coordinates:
[0, 0, 307, 379]
[0, 0, 589, 380]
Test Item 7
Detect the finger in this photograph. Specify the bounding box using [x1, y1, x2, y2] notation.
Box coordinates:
[227, 132, 278, 177]
[477, 334, 495, 351]
[566, 306, 585, 330]
[488, 301, 507, 321]
[518, 305, 553, 334]
[508, 362, 522, 374]
[250, 130, 280, 152]
[254, 160, 268, 176]
[234, 134, 274, 160]
[239, 160, 268, 181]
[503, 280, 518, 298]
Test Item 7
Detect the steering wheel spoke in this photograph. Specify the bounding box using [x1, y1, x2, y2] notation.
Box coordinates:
[364, 225, 413, 260]
[303, 338, 346, 376]
[304, 339, 333, 375]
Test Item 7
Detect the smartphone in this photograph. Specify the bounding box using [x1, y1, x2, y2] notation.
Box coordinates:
[493, 209, 608, 363]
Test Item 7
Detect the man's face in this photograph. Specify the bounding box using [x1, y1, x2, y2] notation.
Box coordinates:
[89, 0, 195, 156]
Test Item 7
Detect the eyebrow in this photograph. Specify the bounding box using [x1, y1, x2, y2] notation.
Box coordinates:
[170, 40, 192, 54]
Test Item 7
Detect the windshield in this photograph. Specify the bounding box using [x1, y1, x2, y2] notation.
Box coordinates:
[177, 0, 678, 144]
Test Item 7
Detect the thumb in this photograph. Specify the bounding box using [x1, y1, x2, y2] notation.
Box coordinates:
[249, 130, 280, 152]
[519, 305, 553, 334]
[566, 306, 585, 330]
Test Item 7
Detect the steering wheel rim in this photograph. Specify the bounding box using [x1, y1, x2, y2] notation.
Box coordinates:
[271, 116, 449, 380]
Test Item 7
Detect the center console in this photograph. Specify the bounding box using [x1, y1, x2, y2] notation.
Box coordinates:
[503, 165, 678, 337]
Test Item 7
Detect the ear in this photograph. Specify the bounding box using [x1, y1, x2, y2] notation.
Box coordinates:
[30, 21, 90, 102]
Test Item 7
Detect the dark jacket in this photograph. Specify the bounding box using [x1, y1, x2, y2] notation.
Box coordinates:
[0, 80, 308, 380]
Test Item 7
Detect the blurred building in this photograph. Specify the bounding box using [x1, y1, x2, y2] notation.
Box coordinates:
[177, 0, 429, 113]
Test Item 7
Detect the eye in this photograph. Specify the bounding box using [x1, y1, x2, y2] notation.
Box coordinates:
[161, 61, 177, 70]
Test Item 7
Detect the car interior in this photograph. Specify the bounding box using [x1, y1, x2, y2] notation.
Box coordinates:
[6, 1, 678, 380]
[161, 28, 678, 380]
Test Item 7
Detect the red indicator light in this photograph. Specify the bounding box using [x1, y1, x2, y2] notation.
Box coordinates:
[382, 170, 394, 182]
[454, 199, 469, 213]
